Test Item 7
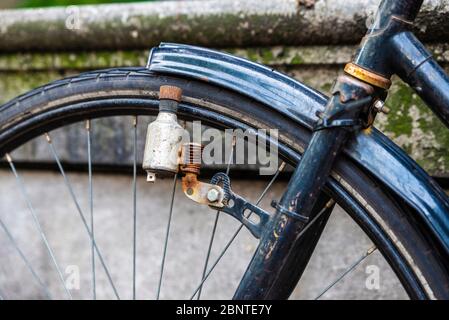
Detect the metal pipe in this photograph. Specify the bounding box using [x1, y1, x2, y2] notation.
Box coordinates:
[351, 0, 424, 79]
[0, 0, 447, 52]
[391, 31, 449, 128]
[373, 0, 423, 29]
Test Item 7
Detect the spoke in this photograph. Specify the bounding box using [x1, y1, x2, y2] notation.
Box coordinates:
[86, 120, 96, 300]
[197, 136, 235, 299]
[314, 246, 378, 300]
[132, 116, 138, 300]
[44, 133, 120, 300]
[190, 162, 297, 299]
[156, 173, 178, 300]
[0, 215, 52, 299]
[6, 154, 72, 299]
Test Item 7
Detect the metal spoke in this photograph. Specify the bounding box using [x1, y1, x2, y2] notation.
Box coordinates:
[86, 120, 96, 300]
[0, 216, 52, 299]
[197, 136, 235, 299]
[132, 116, 138, 300]
[314, 246, 377, 300]
[6, 154, 72, 299]
[156, 173, 178, 300]
[189, 162, 295, 299]
[44, 133, 120, 300]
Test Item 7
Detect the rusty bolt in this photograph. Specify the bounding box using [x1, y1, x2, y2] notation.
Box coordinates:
[159, 85, 183, 102]
[207, 188, 220, 202]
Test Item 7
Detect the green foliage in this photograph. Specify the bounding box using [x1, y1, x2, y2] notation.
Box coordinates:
[19, 0, 152, 8]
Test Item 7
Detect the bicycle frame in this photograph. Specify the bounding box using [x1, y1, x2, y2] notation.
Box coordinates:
[148, 0, 449, 299]
[352, 0, 449, 126]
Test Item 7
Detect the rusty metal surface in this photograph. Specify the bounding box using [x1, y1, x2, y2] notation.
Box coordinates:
[181, 172, 225, 208]
[159, 85, 183, 102]
[344, 63, 392, 89]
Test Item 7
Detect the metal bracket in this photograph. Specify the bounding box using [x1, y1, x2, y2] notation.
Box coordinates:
[209, 173, 271, 239]
[313, 75, 378, 131]
[314, 96, 373, 131]
[182, 173, 226, 208]
[181, 171, 272, 239]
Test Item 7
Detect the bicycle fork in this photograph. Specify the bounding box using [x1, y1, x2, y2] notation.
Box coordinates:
[233, 74, 384, 299]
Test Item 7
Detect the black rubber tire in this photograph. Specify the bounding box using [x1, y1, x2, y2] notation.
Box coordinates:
[0, 67, 448, 299]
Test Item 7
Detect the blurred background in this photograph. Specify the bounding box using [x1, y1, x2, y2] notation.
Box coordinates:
[0, 0, 448, 300]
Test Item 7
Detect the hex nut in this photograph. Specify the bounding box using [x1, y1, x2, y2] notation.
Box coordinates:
[207, 189, 220, 202]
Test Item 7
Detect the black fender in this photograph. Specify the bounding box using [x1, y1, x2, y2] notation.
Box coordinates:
[148, 43, 449, 254]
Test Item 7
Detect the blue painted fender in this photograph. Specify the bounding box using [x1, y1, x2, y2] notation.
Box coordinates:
[148, 43, 449, 254]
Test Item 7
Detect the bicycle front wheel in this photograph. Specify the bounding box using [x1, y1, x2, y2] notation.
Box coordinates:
[0, 67, 448, 300]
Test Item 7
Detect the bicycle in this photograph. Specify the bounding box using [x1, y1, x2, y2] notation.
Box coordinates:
[0, 0, 448, 300]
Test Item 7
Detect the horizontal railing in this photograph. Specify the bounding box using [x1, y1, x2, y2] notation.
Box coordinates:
[0, 0, 447, 52]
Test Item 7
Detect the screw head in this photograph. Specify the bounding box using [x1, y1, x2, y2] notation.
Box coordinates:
[207, 189, 220, 202]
